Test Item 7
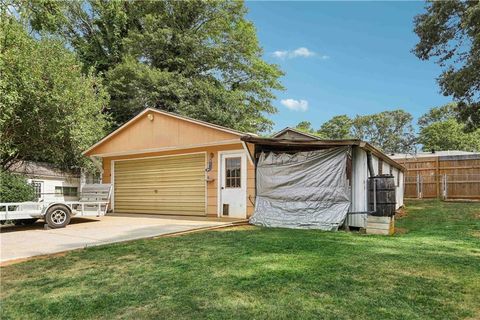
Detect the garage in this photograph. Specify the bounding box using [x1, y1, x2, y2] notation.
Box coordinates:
[84, 108, 255, 217]
[113, 153, 206, 215]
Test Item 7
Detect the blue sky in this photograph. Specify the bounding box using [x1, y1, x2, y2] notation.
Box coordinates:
[245, 1, 452, 133]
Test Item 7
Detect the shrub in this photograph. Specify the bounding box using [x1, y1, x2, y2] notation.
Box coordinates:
[0, 171, 35, 202]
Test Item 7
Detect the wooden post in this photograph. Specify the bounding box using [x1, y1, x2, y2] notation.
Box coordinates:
[417, 174, 423, 199]
[444, 174, 448, 199]
[441, 174, 445, 199]
[436, 157, 440, 199]
[416, 173, 420, 199]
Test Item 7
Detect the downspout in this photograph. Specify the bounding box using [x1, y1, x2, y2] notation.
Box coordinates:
[366, 151, 375, 177]
[366, 151, 377, 213]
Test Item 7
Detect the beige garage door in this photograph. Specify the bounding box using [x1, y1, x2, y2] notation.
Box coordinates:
[114, 153, 206, 215]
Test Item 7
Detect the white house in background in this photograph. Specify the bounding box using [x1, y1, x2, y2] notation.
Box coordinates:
[8, 161, 99, 202]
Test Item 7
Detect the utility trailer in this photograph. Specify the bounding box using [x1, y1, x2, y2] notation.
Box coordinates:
[0, 184, 112, 229]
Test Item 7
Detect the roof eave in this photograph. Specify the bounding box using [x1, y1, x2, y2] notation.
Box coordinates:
[241, 135, 406, 172]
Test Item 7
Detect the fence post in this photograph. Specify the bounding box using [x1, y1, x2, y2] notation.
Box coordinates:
[416, 173, 420, 199]
[441, 174, 444, 199]
[435, 157, 440, 199]
[420, 175, 423, 199]
[443, 174, 448, 200]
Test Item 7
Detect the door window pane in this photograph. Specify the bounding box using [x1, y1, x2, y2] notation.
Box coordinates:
[225, 157, 241, 188]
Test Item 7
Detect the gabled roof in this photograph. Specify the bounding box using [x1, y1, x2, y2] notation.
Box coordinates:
[83, 108, 249, 156]
[272, 127, 322, 140]
[9, 161, 80, 178]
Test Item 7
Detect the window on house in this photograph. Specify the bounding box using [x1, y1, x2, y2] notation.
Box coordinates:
[31, 181, 43, 200]
[55, 186, 78, 197]
[225, 157, 241, 188]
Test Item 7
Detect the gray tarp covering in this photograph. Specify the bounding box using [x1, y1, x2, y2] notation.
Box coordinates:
[250, 146, 351, 230]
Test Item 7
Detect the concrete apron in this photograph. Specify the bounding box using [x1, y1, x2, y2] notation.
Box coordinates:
[0, 215, 248, 266]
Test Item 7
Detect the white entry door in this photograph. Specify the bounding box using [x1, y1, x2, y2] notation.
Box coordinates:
[219, 151, 247, 218]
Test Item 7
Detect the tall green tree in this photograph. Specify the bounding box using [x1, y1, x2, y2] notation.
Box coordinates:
[13, 0, 132, 74]
[418, 105, 480, 152]
[0, 14, 109, 171]
[296, 110, 415, 153]
[351, 110, 416, 154]
[24, 0, 284, 133]
[413, 1, 480, 131]
[294, 121, 316, 134]
[417, 103, 457, 129]
[317, 115, 352, 139]
[418, 119, 480, 152]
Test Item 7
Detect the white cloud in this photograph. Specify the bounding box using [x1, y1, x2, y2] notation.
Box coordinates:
[272, 47, 325, 59]
[291, 47, 315, 58]
[272, 50, 289, 59]
[281, 99, 309, 112]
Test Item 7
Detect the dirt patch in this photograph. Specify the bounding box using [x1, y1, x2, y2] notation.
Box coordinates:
[212, 225, 255, 232]
[394, 227, 408, 235]
[395, 207, 408, 219]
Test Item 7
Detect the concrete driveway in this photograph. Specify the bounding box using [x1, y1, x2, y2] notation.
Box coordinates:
[1, 215, 244, 264]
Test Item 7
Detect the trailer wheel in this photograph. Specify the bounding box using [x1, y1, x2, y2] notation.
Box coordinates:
[45, 205, 71, 229]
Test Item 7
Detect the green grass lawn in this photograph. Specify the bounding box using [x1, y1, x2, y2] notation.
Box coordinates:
[1, 200, 479, 320]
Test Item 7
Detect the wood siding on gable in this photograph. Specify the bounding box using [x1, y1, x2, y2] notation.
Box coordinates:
[87, 111, 241, 156]
[274, 130, 318, 141]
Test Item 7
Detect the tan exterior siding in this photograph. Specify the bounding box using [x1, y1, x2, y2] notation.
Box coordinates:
[102, 143, 255, 217]
[87, 111, 240, 156]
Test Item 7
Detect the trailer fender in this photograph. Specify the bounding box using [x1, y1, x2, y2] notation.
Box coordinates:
[42, 203, 72, 216]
